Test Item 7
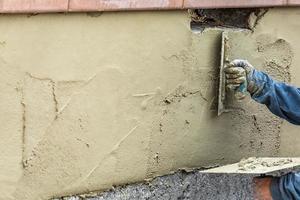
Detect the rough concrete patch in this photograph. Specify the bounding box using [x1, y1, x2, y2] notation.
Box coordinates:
[52, 170, 255, 200]
[190, 8, 268, 31]
[256, 38, 293, 83]
[163, 85, 207, 105]
[222, 31, 294, 157]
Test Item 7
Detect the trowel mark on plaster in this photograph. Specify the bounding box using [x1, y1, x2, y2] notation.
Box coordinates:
[55, 74, 97, 115]
[145, 82, 212, 178]
[21, 88, 26, 168]
[146, 37, 216, 174]
[53, 82, 59, 116]
[132, 93, 156, 97]
[25, 72, 58, 116]
[26, 72, 97, 115]
[21, 72, 97, 167]
[89, 125, 138, 175]
[64, 125, 139, 189]
[133, 87, 162, 110]
[22, 73, 57, 167]
[14, 70, 128, 199]
[164, 38, 217, 106]
[162, 83, 210, 121]
[163, 84, 208, 105]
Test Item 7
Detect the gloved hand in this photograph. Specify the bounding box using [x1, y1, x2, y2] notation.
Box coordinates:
[224, 59, 256, 100]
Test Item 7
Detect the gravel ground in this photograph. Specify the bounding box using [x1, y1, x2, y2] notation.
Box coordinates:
[54, 170, 256, 200]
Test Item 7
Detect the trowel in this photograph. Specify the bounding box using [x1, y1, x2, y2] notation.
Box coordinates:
[218, 31, 247, 116]
[201, 157, 300, 176]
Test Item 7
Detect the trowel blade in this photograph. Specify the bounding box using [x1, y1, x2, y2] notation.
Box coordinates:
[200, 157, 300, 175]
[217, 31, 242, 116]
[217, 31, 228, 116]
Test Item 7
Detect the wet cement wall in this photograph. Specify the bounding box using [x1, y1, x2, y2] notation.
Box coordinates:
[0, 8, 299, 200]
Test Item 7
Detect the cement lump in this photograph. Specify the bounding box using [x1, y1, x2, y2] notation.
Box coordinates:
[238, 157, 293, 171]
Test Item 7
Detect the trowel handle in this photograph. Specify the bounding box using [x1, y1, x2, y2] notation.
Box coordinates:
[234, 81, 247, 99]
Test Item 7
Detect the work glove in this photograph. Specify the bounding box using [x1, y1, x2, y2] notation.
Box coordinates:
[224, 59, 256, 100]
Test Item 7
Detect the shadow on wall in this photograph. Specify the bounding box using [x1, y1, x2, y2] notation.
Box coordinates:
[189, 8, 268, 31]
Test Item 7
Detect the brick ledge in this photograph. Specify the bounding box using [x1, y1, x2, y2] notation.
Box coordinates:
[0, 0, 299, 13]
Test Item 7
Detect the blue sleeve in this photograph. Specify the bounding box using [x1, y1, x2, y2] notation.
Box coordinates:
[250, 69, 300, 125]
[271, 173, 300, 200]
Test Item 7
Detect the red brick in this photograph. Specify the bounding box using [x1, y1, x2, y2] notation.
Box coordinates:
[0, 0, 298, 13]
[287, 0, 300, 5]
[68, 0, 183, 11]
[184, 0, 287, 9]
[0, 0, 68, 13]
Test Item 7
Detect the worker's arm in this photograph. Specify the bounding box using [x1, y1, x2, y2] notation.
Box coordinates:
[225, 59, 300, 200]
[270, 173, 300, 200]
[225, 59, 300, 125]
[253, 174, 300, 200]
[250, 69, 300, 125]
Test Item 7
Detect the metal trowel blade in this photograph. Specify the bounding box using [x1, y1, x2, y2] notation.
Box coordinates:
[218, 32, 228, 116]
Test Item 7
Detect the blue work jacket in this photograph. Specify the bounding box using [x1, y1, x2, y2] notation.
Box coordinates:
[251, 69, 300, 200]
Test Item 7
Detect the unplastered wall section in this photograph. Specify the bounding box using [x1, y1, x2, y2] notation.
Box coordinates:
[0, 8, 299, 200]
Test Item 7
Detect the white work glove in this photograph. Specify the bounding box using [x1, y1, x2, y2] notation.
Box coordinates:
[224, 59, 255, 100]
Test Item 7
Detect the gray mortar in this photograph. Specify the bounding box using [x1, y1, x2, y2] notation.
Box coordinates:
[53, 170, 256, 200]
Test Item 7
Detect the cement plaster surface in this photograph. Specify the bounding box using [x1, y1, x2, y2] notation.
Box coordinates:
[0, 8, 299, 200]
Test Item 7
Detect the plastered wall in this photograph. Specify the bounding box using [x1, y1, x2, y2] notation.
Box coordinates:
[0, 8, 299, 200]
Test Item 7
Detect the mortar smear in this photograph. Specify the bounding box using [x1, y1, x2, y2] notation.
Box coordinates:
[238, 157, 293, 171]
